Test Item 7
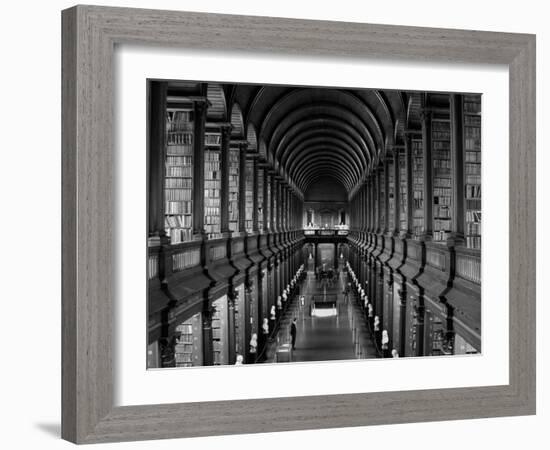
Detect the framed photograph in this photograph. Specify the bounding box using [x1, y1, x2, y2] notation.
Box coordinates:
[62, 5, 536, 444]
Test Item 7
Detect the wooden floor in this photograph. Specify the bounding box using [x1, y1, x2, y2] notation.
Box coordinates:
[264, 271, 378, 363]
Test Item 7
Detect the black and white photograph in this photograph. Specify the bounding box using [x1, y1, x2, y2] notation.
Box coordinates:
[146, 81, 482, 368]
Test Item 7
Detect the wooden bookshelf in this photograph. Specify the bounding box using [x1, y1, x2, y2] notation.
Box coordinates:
[204, 131, 222, 239]
[411, 138, 424, 237]
[387, 155, 395, 231]
[228, 148, 240, 234]
[463, 95, 482, 250]
[245, 160, 254, 233]
[398, 148, 408, 232]
[266, 174, 271, 230]
[257, 168, 264, 232]
[234, 284, 246, 357]
[379, 167, 386, 231]
[431, 116, 452, 242]
[424, 309, 450, 356]
[165, 108, 194, 244]
[212, 296, 229, 365]
[174, 312, 203, 367]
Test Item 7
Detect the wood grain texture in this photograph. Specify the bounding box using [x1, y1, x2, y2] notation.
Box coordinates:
[61, 5, 536, 444]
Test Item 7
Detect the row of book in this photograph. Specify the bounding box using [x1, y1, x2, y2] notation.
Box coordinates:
[432, 121, 450, 131]
[466, 199, 481, 210]
[433, 186, 451, 196]
[465, 163, 481, 175]
[167, 166, 193, 177]
[205, 134, 221, 146]
[465, 126, 481, 138]
[165, 214, 192, 228]
[167, 144, 193, 155]
[204, 188, 220, 198]
[433, 141, 450, 150]
[464, 138, 481, 151]
[434, 195, 451, 206]
[166, 155, 192, 166]
[165, 177, 192, 189]
[434, 177, 452, 187]
[433, 159, 451, 169]
[466, 210, 482, 223]
[465, 184, 481, 199]
[413, 198, 424, 209]
[464, 114, 481, 126]
[434, 205, 451, 218]
[167, 110, 193, 125]
[466, 222, 481, 235]
[432, 131, 451, 141]
[466, 175, 481, 184]
[205, 214, 221, 224]
[167, 132, 193, 146]
[205, 151, 220, 161]
[433, 150, 450, 159]
[466, 236, 481, 249]
[165, 201, 192, 214]
[205, 204, 220, 214]
[168, 227, 193, 244]
[463, 99, 481, 114]
[205, 172, 220, 181]
[465, 151, 481, 162]
[165, 188, 192, 201]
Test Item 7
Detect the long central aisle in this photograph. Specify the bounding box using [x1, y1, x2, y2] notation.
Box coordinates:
[265, 270, 378, 363]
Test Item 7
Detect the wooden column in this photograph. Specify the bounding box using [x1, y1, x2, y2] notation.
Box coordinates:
[393, 148, 400, 235]
[201, 308, 214, 366]
[252, 157, 259, 233]
[262, 167, 269, 232]
[383, 153, 390, 234]
[421, 107, 433, 239]
[369, 176, 374, 232]
[148, 81, 167, 237]
[192, 99, 207, 235]
[269, 173, 277, 233]
[450, 94, 465, 242]
[374, 169, 380, 233]
[220, 126, 232, 234]
[238, 142, 248, 233]
[227, 295, 236, 364]
[405, 134, 413, 237]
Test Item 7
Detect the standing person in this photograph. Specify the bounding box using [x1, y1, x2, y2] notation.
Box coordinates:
[290, 318, 298, 350]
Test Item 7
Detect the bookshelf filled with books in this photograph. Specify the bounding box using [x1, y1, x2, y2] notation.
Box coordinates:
[165, 108, 194, 244]
[233, 284, 246, 358]
[228, 148, 240, 234]
[204, 131, 222, 239]
[174, 312, 203, 367]
[411, 138, 424, 237]
[463, 95, 482, 250]
[266, 174, 271, 231]
[431, 116, 452, 242]
[398, 148, 408, 232]
[258, 168, 264, 232]
[387, 155, 395, 232]
[379, 166, 386, 231]
[245, 160, 254, 233]
[212, 296, 229, 365]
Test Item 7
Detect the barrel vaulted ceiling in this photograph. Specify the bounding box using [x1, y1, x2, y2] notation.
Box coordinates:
[169, 81, 420, 200]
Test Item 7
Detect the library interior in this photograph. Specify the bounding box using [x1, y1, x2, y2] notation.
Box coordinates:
[147, 81, 481, 368]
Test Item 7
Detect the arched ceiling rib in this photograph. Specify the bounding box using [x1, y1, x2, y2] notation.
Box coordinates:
[230, 103, 244, 138]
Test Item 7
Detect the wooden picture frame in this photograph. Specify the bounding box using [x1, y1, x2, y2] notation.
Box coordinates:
[61, 5, 536, 444]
